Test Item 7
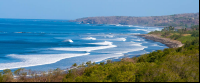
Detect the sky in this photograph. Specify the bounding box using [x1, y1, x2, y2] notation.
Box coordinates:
[0, 0, 199, 20]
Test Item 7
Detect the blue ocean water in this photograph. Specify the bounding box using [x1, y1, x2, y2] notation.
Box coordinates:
[0, 19, 168, 71]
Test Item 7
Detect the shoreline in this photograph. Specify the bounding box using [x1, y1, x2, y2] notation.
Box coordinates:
[12, 34, 184, 79]
[4, 24, 183, 78]
[135, 34, 184, 48]
[80, 22, 166, 28]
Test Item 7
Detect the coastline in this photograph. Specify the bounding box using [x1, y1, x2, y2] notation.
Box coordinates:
[0, 23, 167, 72]
[3, 23, 184, 79]
[10, 29, 185, 80]
[135, 34, 184, 48]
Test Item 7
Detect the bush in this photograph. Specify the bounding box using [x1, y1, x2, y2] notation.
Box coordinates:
[2, 69, 13, 82]
[191, 31, 199, 37]
[170, 34, 181, 40]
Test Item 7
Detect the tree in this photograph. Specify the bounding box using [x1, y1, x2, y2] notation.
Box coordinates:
[100, 62, 104, 66]
[2, 69, 13, 82]
[92, 62, 96, 65]
[0, 72, 3, 82]
[86, 61, 92, 66]
[14, 68, 25, 76]
[72, 63, 77, 67]
[191, 31, 199, 37]
[14, 68, 28, 81]
[107, 59, 112, 64]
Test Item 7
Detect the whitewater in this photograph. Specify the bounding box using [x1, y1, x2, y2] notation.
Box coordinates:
[0, 19, 168, 71]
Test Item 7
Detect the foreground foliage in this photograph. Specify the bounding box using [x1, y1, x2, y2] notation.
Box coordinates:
[62, 41, 199, 82]
[62, 25, 199, 82]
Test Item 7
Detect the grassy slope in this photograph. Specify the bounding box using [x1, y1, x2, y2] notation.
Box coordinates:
[177, 35, 196, 43]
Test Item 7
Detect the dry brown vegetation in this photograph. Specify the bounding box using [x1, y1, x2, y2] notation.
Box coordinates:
[182, 34, 191, 36]
[121, 57, 135, 63]
[0, 68, 67, 82]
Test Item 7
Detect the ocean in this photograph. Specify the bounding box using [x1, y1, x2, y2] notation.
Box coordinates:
[0, 18, 168, 71]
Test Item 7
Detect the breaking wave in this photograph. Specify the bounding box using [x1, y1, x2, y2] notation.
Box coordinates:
[0, 53, 90, 70]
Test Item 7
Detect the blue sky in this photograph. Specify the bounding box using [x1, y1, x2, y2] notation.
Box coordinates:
[0, 0, 199, 20]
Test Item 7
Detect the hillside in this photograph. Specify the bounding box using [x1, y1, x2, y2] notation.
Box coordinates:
[70, 13, 199, 29]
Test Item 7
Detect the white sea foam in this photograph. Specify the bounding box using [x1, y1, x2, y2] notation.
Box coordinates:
[130, 41, 136, 43]
[151, 44, 164, 47]
[51, 42, 117, 52]
[89, 54, 124, 63]
[129, 29, 151, 32]
[92, 45, 148, 59]
[134, 39, 141, 41]
[143, 41, 148, 43]
[116, 38, 126, 41]
[96, 45, 147, 54]
[129, 27, 162, 33]
[63, 39, 73, 42]
[114, 24, 134, 27]
[99, 38, 126, 41]
[86, 34, 116, 39]
[152, 44, 159, 46]
[104, 35, 114, 38]
[87, 41, 113, 45]
[114, 53, 123, 54]
[131, 43, 142, 46]
[92, 42, 147, 55]
[127, 33, 140, 35]
[0, 53, 90, 70]
[133, 38, 144, 41]
[82, 37, 96, 40]
[130, 41, 142, 46]
[115, 24, 122, 26]
[132, 26, 145, 28]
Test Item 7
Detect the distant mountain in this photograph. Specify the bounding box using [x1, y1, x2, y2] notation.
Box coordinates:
[70, 13, 199, 29]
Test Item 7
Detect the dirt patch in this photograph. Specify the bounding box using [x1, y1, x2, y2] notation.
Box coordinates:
[121, 58, 135, 63]
[182, 34, 191, 36]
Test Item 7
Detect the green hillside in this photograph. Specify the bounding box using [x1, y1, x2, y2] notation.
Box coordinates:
[70, 13, 199, 29]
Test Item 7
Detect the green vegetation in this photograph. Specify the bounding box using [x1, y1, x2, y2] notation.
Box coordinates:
[177, 35, 196, 44]
[63, 25, 199, 82]
[149, 25, 199, 44]
[0, 25, 199, 82]
[71, 13, 199, 29]
[72, 63, 77, 67]
[61, 38, 199, 82]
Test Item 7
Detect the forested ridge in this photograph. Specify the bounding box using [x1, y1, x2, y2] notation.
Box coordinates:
[70, 13, 199, 29]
